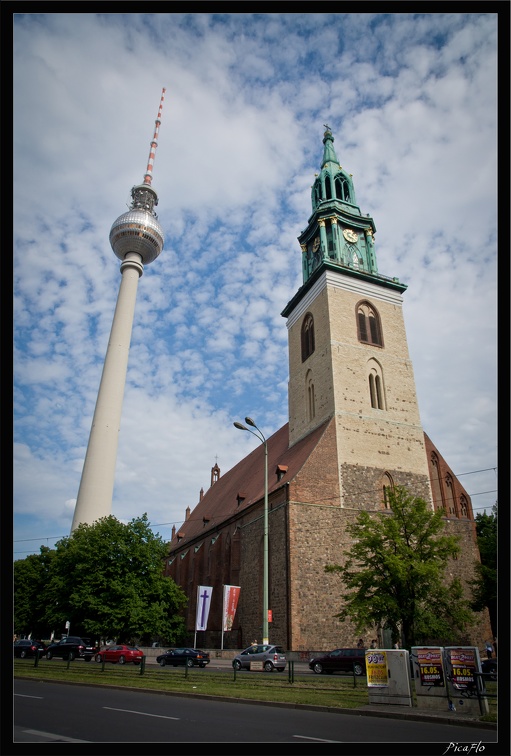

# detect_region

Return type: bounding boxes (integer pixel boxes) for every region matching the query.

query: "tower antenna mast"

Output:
[144,87,166,186]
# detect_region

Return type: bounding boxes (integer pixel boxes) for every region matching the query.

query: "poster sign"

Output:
[196,585,213,631]
[366,651,389,687]
[447,647,477,690]
[222,585,240,631]
[416,647,445,687]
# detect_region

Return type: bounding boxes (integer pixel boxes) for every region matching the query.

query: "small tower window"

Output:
[211,463,220,486]
[313,182,321,207]
[381,473,394,509]
[335,175,351,203]
[326,219,335,258]
[356,301,383,347]
[369,374,384,409]
[368,359,386,410]
[306,370,315,422]
[301,313,315,361]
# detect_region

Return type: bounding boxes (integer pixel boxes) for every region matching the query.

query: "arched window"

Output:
[356,301,383,347]
[368,359,386,410]
[445,473,455,515]
[460,495,468,518]
[306,370,315,422]
[325,219,335,258]
[335,176,351,203]
[381,472,394,509]
[430,453,444,512]
[301,313,315,362]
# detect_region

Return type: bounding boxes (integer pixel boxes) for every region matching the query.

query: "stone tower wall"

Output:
[287,272,433,507]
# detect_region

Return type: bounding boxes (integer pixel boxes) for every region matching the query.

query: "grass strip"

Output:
[13,660,497,721]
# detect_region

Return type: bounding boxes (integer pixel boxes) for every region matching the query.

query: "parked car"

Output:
[309,648,367,676]
[156,647,210,668]
[232,644,287,672]
[45,636,98,662]
[95,644,145,665]
[481,658,497,681]
[13,639,47,659]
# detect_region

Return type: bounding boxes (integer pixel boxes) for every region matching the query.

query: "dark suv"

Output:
[309,648,367,676]
[13,639,47,659]
[45,636,99,662]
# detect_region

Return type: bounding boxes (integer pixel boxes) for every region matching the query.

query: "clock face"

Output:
[343,228,358,243]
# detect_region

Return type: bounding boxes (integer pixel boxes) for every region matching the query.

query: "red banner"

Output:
[222,585,241,631]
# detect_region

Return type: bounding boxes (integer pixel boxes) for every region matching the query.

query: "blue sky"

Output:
[13,12,498,559]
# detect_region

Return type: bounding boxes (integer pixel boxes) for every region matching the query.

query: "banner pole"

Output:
[221,584,225,650]
[194,585,199,648]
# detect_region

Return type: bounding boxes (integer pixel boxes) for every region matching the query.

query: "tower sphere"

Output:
[109,209,164,265]
[109,184,164,266]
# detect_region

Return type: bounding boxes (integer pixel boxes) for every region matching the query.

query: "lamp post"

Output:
[234,417,269,644]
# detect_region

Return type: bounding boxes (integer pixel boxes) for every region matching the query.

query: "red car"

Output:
[95,644,144,665]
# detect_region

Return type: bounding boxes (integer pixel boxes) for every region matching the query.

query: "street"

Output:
[12,679,499,750]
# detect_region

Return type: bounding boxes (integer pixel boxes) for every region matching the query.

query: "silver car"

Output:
[232,644,286,672]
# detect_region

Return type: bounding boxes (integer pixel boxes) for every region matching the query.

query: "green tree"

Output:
[470,502,497,635]
[19,515,187,644]
[14,547,57,638]
[325,486,476,648]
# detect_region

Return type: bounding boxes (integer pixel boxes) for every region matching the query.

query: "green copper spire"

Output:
[297,125,387,286]
[283,125,406,321]
[321,123,339,167]
[311,125,357,213]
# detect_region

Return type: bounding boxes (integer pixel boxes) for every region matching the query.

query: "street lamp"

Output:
[234,417,269,644]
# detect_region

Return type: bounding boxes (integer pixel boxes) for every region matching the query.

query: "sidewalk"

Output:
[356,703,496,730]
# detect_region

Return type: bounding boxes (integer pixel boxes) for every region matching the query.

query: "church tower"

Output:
[282,125,432,509]
[166,124,488,652]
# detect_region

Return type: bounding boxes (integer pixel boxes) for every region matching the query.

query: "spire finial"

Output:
[143,88,166,186]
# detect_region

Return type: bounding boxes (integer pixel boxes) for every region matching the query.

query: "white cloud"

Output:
[13,12,498,558]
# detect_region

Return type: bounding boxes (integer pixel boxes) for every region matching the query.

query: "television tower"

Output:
[71,89,166,533]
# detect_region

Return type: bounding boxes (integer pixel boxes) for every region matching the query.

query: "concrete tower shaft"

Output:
[71,89,166,533]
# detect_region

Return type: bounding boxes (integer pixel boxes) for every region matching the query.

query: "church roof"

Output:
[169,419,331,549]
